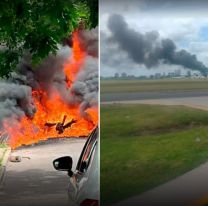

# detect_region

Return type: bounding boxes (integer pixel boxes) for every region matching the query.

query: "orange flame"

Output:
[64,31,86,87]
[2,31,98,149]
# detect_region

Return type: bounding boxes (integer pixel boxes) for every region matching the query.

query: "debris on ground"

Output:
[9,156,31,162]
[9,156,21,162]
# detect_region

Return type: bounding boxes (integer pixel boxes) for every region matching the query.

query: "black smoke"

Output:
[107,14,208,75]
[0,28,98,128]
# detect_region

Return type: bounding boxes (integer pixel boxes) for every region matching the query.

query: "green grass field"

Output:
[101,79,208,93]
[101,104,208,205]
[0,144,7,167]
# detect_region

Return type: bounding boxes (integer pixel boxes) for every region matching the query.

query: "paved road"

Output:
[103,96,208,111]
[101,90,208,102]
[0,138,85,206]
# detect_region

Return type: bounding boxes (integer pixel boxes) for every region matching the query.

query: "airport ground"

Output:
[101,79,208,206]
[101,79,208,102]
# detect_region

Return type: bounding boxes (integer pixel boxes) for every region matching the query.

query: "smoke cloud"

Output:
[0,82,35,125]
[79,27,98,58]
[0,28,98,128]
[107,14,208,75]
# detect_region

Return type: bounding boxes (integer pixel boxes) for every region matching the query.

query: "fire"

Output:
[2,31,98,149]
[64,31,86,87]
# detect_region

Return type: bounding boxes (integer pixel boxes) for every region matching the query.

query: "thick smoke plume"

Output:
[79,27,98,58]
[108,14,208,75]
[0,28,98,128]
[0,82,35,125]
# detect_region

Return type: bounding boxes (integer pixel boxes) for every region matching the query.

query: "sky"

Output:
[100,0,208,77]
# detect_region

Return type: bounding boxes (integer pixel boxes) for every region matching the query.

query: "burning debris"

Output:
[0,29,98,149]
[44,115,77,134]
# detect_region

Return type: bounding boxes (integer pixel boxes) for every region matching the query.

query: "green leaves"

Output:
[86,0,98,28]
[0,0,98,77]
[0,50,19,77]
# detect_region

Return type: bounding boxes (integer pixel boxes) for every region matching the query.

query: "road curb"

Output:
[0,147,11,185]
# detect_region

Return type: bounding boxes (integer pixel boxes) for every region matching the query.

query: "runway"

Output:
[101,90,208,102]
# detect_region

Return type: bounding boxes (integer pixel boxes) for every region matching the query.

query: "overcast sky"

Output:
[100,0,208,77]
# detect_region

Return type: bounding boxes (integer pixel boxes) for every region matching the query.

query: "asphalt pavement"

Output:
[101,90,208,102]
[102,96,208,112]
[0,138,85,206]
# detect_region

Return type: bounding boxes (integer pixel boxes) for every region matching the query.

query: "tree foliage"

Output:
[0,0,98,77]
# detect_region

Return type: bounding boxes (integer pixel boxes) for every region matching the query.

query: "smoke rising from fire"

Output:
[107,14,208,75]
[0,28,98,147]
[78,27,98,58]
[20,29,97,117]
[0,82,35,124]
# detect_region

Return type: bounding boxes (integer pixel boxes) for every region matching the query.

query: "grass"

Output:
[0,144,8,167]
[0,144,7,148]
[101,104,208,205]
[101,79,208,93]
